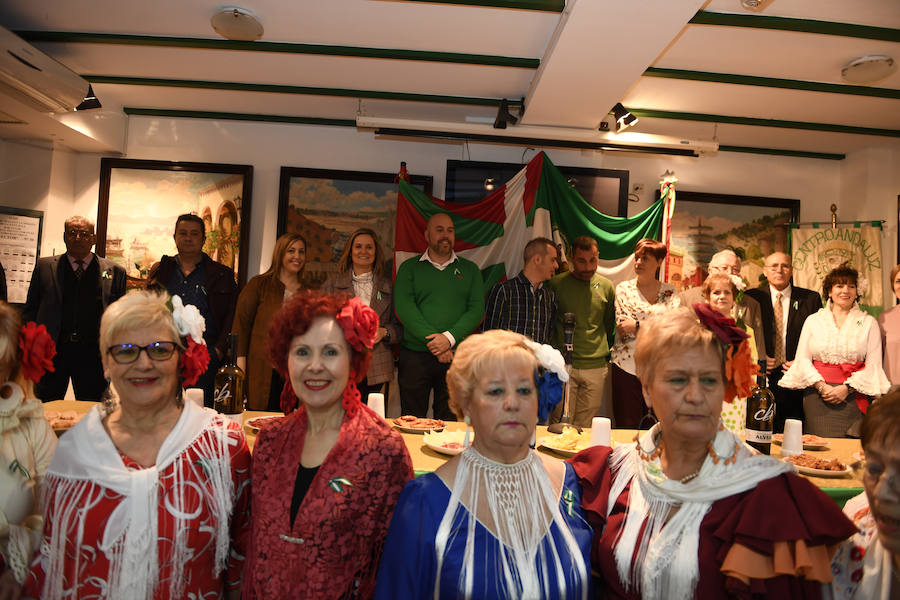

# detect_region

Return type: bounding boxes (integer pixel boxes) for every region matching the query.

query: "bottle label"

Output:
[753,404,775,422]
[745,429,772,443]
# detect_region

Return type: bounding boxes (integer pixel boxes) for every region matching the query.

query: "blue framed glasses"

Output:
[107,341,178,364]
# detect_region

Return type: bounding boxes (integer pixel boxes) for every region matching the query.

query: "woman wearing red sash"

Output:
[780,264,890,437]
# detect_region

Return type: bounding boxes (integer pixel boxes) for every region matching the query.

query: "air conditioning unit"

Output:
[0,25,89,114]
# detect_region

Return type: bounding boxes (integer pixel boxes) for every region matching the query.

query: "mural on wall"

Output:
[97,159,253,287]
[277,167,432,288]
[669,191,799,292]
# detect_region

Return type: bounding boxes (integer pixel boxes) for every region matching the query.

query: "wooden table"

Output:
[46,402,864,506]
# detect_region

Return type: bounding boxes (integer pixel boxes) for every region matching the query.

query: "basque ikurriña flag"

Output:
[395,151,672,293]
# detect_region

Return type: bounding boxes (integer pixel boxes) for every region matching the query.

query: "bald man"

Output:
[394,213,484,420]
[745,251,821,432]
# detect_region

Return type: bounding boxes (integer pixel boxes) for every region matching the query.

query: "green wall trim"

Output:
[644,67,900,100]
[689,11,900,43]
[630,108,900,138]
[88,75,522,107]
[16,30,539,69]
[123,108,357,127]
[718,145,845,161]
[392,0,564,12]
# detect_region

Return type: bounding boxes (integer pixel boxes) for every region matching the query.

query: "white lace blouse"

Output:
[611,278,680,375]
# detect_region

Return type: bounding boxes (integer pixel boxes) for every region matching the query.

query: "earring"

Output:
[463,415,471,448]
[635,428,663,461]
[101,378,116,415]
[707,436,740,465]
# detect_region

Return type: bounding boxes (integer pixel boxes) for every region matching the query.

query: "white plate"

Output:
[244,415,282,432]
[783,458,852,478]
[422,431,468,456]
[772,435,830,450]
[538,437,584,457]
[392,419,445,434]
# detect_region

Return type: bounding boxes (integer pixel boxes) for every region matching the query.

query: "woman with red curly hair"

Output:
[243,290,413,599]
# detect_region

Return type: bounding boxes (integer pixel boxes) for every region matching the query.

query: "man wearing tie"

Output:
[24,216,127,401]
[745,251,821,432]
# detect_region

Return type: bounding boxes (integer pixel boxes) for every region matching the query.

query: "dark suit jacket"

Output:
[745,283,822,363]
[23,253,127,341]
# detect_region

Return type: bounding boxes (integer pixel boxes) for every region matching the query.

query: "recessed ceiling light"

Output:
[841,55,896,84]
[211,7,263,41]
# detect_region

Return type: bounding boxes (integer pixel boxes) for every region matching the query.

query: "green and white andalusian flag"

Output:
[395,152,669,293]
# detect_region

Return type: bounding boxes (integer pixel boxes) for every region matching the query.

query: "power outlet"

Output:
[632,183,645,195]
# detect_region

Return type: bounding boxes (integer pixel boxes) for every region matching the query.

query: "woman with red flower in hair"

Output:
[243,290,413,599]
[26,290,251,600]
[0,302,57,599]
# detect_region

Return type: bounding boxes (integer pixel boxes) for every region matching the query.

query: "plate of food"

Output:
[392,415,446,433]
[423,430,472,456]
[44,410,83,432]
[244,415,283,432]
[783,453,852,477]
[772,433,830,450]
[538,426,593,457]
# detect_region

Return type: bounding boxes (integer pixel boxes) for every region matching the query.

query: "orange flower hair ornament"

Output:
[692,303,759,402]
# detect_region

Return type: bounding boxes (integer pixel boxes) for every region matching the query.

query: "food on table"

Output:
[245,415,282,430]
[393,415,446,430]
[44,410,83,429]
[784,453,846,471]
[772,433,828,446]
[543,426,591,452]
[424,430,472,450]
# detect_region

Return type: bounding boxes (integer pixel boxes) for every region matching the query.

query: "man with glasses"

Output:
[23,216,126,400]
[745,251,821,432]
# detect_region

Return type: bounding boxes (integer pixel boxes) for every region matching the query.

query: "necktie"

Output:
[74,259,85,280]
[773,292,785,365]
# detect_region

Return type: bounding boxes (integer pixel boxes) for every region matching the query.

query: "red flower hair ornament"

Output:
[19,322,56,382]
[692,303,759,402]
[169,294,210,388]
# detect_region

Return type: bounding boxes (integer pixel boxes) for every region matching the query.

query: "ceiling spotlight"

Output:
[841,55,896,84]
[493,99,518,129]
[75,85,101,111]
[484,178,496,191]
[611,103,638,133]
[211,7,264,41]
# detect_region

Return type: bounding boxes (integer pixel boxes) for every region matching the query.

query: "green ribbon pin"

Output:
[329,477,353,493]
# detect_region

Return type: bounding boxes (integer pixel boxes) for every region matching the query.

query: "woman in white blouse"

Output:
[780,264,890,437]
[610,238,680,428]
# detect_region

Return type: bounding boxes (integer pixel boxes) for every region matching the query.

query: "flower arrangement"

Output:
[336,297,379,352]
[169,295,209,387]
[692,303,759,402]
[524,339,568,421]
[18,322,56,382]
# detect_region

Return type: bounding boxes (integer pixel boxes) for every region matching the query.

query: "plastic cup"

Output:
[367,393,385,418]
[184,388,204,407]
[590,417,611,447]
[782,419,803,456]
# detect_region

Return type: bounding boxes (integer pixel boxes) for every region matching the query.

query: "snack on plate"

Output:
[245,415,282,431]
[772,433,828,446]
[785,453,846,471]
[544,426,591,452]
[393,415,446,430]
[424,429,471,449]
[44,410,83,430]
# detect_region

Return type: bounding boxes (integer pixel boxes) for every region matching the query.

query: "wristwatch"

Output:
[383,328,391,343]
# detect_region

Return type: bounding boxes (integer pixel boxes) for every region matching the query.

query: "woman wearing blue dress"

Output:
[375,329,591,599]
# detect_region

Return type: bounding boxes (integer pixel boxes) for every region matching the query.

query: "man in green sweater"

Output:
[547,235,616,428]
[394,213,484,420]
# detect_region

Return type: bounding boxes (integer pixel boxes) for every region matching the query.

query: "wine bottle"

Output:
[745,362,775,455]
[214,333,245,425]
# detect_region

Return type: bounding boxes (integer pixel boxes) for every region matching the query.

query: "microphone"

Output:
[562,312,576,364]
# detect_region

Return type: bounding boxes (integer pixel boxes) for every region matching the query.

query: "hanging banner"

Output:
[791,223,883,316]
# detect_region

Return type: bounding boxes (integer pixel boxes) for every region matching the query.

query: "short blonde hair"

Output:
[100,290,183,353]
[446,329,539,420]
[634,307,724,384]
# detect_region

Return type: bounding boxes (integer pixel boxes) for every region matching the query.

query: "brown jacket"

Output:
[232,273,287,410]
[321,271,401,385]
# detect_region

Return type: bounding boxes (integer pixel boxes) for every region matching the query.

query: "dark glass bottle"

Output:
[745,363,775,455]
[214,333,245,424]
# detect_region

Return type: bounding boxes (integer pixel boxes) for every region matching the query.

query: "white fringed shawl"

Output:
[40,401,235,600]
[609,424,793,600]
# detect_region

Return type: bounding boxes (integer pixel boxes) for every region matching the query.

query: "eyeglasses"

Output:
[107,341,178,364]
[65,230,93,240]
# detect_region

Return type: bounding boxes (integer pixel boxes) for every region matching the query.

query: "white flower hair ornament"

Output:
[524,340,568,422]
[524,340,568,382]
[729,274,747,292]
[856,276,868,298]
[169,295,210,388]
[171,295,207,345]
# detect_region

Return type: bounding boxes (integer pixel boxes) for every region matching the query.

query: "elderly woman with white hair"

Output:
[374,329,591,599]
[26,291,251,599]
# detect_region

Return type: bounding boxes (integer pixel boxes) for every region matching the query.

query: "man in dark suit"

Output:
[745,251,822,432]
[24,216,127,401]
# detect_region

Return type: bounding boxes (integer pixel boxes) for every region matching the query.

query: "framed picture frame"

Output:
[668,190,799,292]
[277,167,433,288]
[0,206,43,304]
[97,158,253,287]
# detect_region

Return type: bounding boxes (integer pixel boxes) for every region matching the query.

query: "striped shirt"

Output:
[483,272,557,344]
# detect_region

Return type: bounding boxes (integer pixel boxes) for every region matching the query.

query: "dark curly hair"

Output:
[822,263,858,299]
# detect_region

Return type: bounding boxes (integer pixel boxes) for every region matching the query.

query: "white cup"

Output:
[782,419,803,456]
[184,388,204,407]
[367,393,385,418]
[590,417,611,447]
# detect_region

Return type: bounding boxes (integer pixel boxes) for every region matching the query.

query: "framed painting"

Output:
[0,206,42,304]
[97,158,253,288]
[277,167,433,288]
[668,191,799,292]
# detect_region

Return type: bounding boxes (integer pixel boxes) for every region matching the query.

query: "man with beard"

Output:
[547,236,615,427]
[394,213,484,420]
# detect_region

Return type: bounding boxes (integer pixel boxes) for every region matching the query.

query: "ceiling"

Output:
[0,0,898,160]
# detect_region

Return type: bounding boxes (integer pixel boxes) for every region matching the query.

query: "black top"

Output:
[290,463,320,528]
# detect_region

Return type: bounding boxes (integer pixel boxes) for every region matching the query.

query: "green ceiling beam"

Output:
[644,67,900,100]
[17,30,538,69]
[87,75,522,107]
[718,145,845,161]
[123,108,357,127]
[392,0,564,11]
[690,11,900,42]
[630,108,900,138]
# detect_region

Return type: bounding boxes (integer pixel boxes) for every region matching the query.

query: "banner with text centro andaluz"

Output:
[791,223,883,316]
[394,151,668,296]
